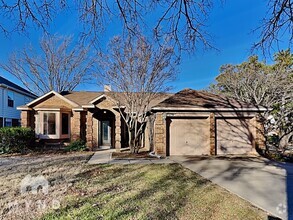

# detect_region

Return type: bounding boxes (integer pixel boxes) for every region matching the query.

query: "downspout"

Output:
[149,151,162,159]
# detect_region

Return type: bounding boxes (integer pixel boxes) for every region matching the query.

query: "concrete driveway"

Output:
[170,156,293,220]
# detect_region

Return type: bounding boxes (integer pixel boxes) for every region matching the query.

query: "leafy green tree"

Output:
[210,49,293,149]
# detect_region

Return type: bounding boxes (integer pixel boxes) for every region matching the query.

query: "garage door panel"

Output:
[216,118,255,155]
[170,118,210,155]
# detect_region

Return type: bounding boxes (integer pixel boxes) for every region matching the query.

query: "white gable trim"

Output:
[26,90,79,108]
[89,94,119,106]
[89,94,107,104]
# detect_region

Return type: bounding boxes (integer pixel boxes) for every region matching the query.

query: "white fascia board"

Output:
[89,94,106,104]
[35,107,62,111]
[17,106,32,110]
[27,90,79,107]
[82,104,95,108]
[152,107,268,111]
[72,107,85,111]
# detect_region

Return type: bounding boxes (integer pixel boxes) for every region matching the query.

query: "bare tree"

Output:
[0,34,96,95]
[0,1,215,53]
[209,50,293,149]
[0,1,291,55]
[99,35,177,153]
[253,0,293,54]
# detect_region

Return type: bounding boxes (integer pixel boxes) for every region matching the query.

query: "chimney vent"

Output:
[104,85,111,92]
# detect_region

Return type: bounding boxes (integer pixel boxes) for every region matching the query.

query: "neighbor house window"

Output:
[61,113,69,135]
[7,91,14,107]
[43,113,56,135]
[5,118,12,127]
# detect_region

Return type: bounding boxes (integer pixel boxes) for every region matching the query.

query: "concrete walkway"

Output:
[88,151,292,219]
[87,150,174,165]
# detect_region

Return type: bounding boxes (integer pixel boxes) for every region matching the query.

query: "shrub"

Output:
[65,140,87,152]
[0,127,35,154]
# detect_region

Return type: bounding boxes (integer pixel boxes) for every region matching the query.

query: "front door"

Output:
[101,120,111,146]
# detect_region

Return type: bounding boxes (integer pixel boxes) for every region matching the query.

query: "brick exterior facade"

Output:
[209,113,216,155]
[19,90,266,155]
[21,110,35,129]
[71,111,81,141]
[254,115,266,150]
[154,113,166,155]
[153,111,265,157]
[86,111,94,149]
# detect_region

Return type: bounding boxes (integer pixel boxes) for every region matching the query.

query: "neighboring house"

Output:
[0,76,37,127]
[18,88,267,156]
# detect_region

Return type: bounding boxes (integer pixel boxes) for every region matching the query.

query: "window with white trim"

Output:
[43,113,56,135]
[35,111,70,139]
[7,91,14,107]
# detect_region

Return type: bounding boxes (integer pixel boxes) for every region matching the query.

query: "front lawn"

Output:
[0,153,268,219]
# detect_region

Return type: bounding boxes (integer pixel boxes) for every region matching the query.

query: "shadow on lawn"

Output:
[112,164,210,219]
[46,163,211,219]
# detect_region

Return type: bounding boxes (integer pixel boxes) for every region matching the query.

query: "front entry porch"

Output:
[86,108,122,150]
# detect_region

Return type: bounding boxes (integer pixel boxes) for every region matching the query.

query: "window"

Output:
[43,113,56,135]
[36,111,70,139]
[7,91,14,107]
[62,113,69,135]
[5,118,12,127]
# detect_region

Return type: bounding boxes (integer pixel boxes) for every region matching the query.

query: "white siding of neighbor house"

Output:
[0,87,34,120]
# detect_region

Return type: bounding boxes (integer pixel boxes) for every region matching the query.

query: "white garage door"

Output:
[216,118,255,155]
[169,118,210,155]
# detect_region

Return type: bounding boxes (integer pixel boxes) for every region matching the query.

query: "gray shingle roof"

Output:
[0,76,36,97]
[154,88,258,109]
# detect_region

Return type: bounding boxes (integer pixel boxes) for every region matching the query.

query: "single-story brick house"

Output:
[17,89,170,150]
[18,88,266,156]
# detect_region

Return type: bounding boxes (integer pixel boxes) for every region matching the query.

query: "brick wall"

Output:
[254,115,266,150]
[71,111,81,141]
[209,113,216,155]
[154,112,167,156]
[21,110,35,129]
[86,111,94,149]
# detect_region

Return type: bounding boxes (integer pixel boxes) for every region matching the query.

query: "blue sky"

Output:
[0,0,290,93]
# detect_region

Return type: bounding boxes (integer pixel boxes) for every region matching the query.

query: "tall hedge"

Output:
[0,127,35,154]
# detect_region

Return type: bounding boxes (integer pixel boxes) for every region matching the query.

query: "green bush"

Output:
[65,140,87,152]
[0,127,35,154]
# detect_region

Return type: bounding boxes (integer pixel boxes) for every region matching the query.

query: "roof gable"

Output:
[153,89,267,111]
[89,94,119,105]
[27,91,79,108]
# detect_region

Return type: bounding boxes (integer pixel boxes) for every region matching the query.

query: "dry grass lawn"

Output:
[0,152,269,220]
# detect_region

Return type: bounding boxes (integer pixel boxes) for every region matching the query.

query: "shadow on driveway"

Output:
[170,156,292,219]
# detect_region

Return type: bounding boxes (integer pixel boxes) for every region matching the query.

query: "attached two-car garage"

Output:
[168,116,256,156]
[152,89,265,156]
